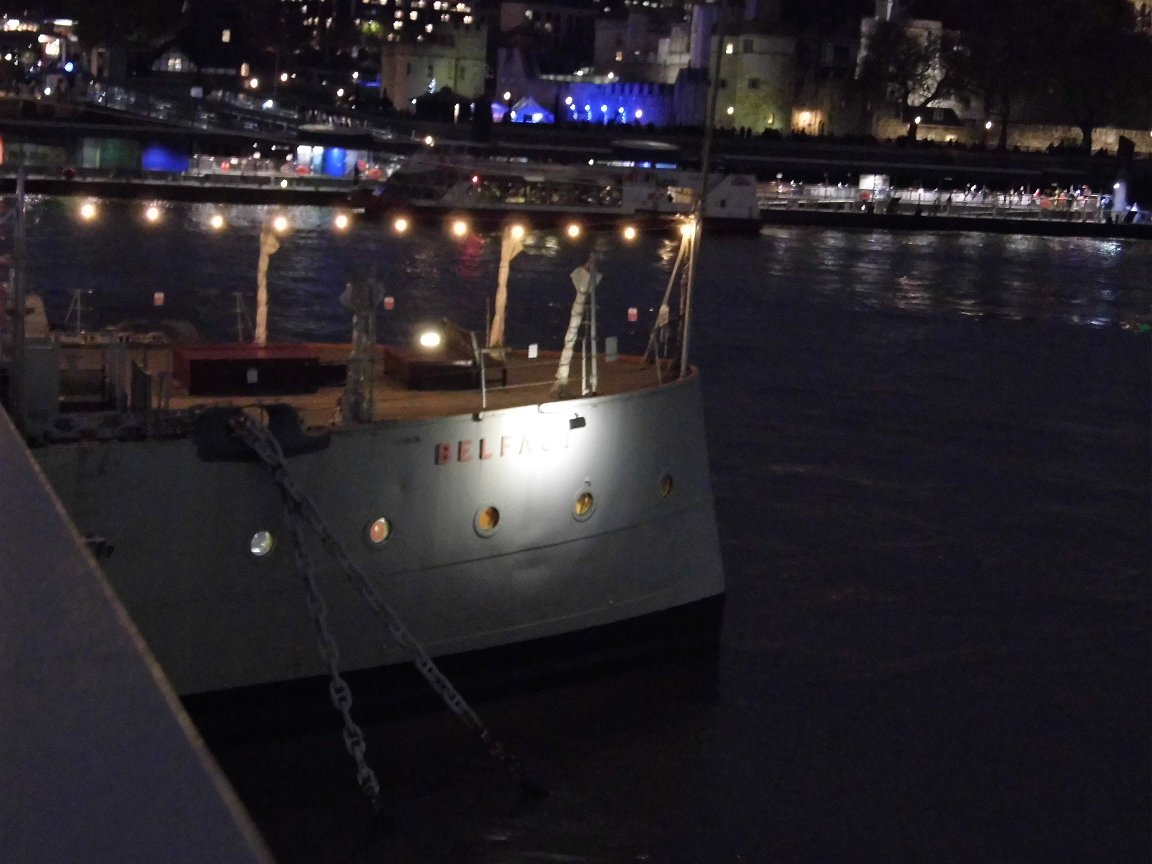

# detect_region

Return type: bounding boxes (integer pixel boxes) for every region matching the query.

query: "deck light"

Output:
[622,225,637,241]
[419,329,442,349]
[333,212,351,231]
[79,201,97,221]
[424,135,435,147]
[566,222,582,239]
[272,215,289,233]
[450,218,469,238]
[209,213,225,230]
[144,205,161,223]
[510,223,526,240]
[679,220,696,239]
[392,216,410,234]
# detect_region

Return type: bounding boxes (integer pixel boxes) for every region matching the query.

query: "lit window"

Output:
[725,43,733,55]
[221,29,231,43]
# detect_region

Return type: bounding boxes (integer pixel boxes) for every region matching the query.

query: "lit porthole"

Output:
[660,474,674,497]
[249,530,275,557]
[573,491,596,522]
[366,516,392,545]
[474,505,500,537]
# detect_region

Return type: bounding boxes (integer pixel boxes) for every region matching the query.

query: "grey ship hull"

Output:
[34,373,724,696]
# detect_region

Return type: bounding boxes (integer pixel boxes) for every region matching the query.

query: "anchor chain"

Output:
[232,412,544,800]
[279,483,383,812]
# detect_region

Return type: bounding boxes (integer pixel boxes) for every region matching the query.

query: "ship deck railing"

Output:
[36,341,684,442]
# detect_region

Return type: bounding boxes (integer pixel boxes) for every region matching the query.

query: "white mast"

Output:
[488,223,524,353]
[255,222,281,347]
[551,261,600,399]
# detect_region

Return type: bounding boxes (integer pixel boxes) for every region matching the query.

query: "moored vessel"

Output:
[6,193,727,700]
[357,155,762,233]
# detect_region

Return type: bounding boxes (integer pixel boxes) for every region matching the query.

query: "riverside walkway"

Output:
[0,408,275,864]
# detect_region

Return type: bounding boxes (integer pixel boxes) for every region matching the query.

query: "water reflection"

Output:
[20,201,1152,350]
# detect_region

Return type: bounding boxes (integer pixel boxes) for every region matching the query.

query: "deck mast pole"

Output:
[7,165,27,432]
[488,223,523,357]
[255,222,281,347]
[679,0,725,379]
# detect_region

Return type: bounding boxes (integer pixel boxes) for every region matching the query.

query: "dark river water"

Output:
[25,200,1152,863]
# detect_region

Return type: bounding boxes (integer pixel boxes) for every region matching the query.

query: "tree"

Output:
[62,0,183,46]
[1037,0,1151,150]
[857,17,975,140]
[932,0,1151,151]
[951,0,1041,150]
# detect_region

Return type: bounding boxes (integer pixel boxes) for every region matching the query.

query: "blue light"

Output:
[141,144,190,172]
[63,61,74,73]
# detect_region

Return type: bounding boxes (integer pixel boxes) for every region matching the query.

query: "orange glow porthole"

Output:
[573,491,596,522]
[367,517,392,545]
[474,506,500,537]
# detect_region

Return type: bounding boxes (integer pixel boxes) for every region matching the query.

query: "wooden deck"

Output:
[56,340,682,430]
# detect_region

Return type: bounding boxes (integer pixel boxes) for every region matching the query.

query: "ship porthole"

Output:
[474,505,500,537]
[660,474,674,497]
[573,491,596,522]
[366,516,392,545]
[249,530,275,557]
